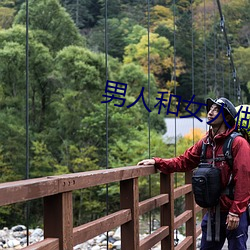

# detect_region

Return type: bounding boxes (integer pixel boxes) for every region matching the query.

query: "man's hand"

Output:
[226,213,240,230]
[137,159,155,166]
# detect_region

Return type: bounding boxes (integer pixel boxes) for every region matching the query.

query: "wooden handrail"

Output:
[73,209,132,245]
[23,238,59,250]
[0,165,156,206]
[0,165,203,250]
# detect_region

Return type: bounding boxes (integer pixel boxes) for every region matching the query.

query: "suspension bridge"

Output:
[0,165,203,249]
[0,0,249,249]
[1,164,249,249]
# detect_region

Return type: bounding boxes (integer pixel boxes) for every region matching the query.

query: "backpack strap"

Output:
[223,132,242,200]
[223,132,242,169]
[200,142,208,163]
[201,131,242,167]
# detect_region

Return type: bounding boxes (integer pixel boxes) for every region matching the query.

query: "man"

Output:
[138,97,250,250]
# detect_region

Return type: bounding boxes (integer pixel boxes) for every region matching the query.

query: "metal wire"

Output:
[173,0,179,245]
[204,0,207,99]
[147,0,152,234]
[25,0,30,245]
[173,0,177,157]
[104,0,109,248]
[191,0,195,145]
[213,0,217,96]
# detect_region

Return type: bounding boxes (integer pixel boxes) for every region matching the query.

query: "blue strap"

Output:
[207,209,212,241]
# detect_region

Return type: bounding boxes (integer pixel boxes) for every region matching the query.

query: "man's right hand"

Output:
[137,159,155,166]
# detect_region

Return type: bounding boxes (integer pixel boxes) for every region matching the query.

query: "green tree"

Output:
[87,17,137,60]
[61,0,101,28]
[234,46,250,102]
[117,62,166,133]
[107,127,174,208]
[0,6,15,29]
[124,32,185,90]
[0,112,26,180]
[148,5,174,33]
[14,0,84,52]
[0,25,56,132]
[124,25,147,45]
[0,39,27,180]
[30,141,57,177]
[42,46,108,167]
[222,0,250,46]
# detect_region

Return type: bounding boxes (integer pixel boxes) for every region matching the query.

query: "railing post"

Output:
[185,171,196,250]
[44,192,73,250]
[120,178,139,250]
[160,173,174,250]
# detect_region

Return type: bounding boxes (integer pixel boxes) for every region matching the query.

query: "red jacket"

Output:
[154,126,250,216]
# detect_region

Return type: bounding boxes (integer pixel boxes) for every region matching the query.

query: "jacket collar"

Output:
[206,124,236,143]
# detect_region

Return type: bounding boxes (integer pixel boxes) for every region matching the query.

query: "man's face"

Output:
[207,104,224,126]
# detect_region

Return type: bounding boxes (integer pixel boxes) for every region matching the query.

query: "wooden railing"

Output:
[0,165,203,250]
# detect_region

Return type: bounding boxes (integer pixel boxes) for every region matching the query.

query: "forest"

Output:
[0,0,249,228]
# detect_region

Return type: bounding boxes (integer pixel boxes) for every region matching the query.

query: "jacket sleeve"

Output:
[229,136,250,215]
[153,139,203,174]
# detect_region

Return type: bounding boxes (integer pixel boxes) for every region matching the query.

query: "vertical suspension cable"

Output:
[213,0,217,96]
[172,0,179,244]
[172,0,177,194]
[203,0,209,133]
[76,0,79,27]
[219,35,225,96]
[204,0,207,98]
[219,34,225,96]
[222,57,225,96]
[25,0,30,245]
[25,0,29,190]
[173,1,177,159]
[191,0,195,145]
[147,0,152,234]
[104,0,109,248]
[218,28,225,99]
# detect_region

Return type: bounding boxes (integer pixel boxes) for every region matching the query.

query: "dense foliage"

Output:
[0,0,249,227]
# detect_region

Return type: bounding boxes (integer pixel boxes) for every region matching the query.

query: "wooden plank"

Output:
[0,177,59,206]
[0,165,156,206]
[140,226,169,250]
[174,184,192,199]
[120,178,140,250]
[73,209,131,245]
[174,210,192,229]
[58,165,156,192]
[161,173,174,250]
[44,192,73,250]
[175,236,193,250]
[139,194,169,215]
[22,238,59,250]
[185,171,196,250]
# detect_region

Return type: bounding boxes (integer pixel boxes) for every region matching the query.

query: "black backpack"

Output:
[192,132,241,208]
